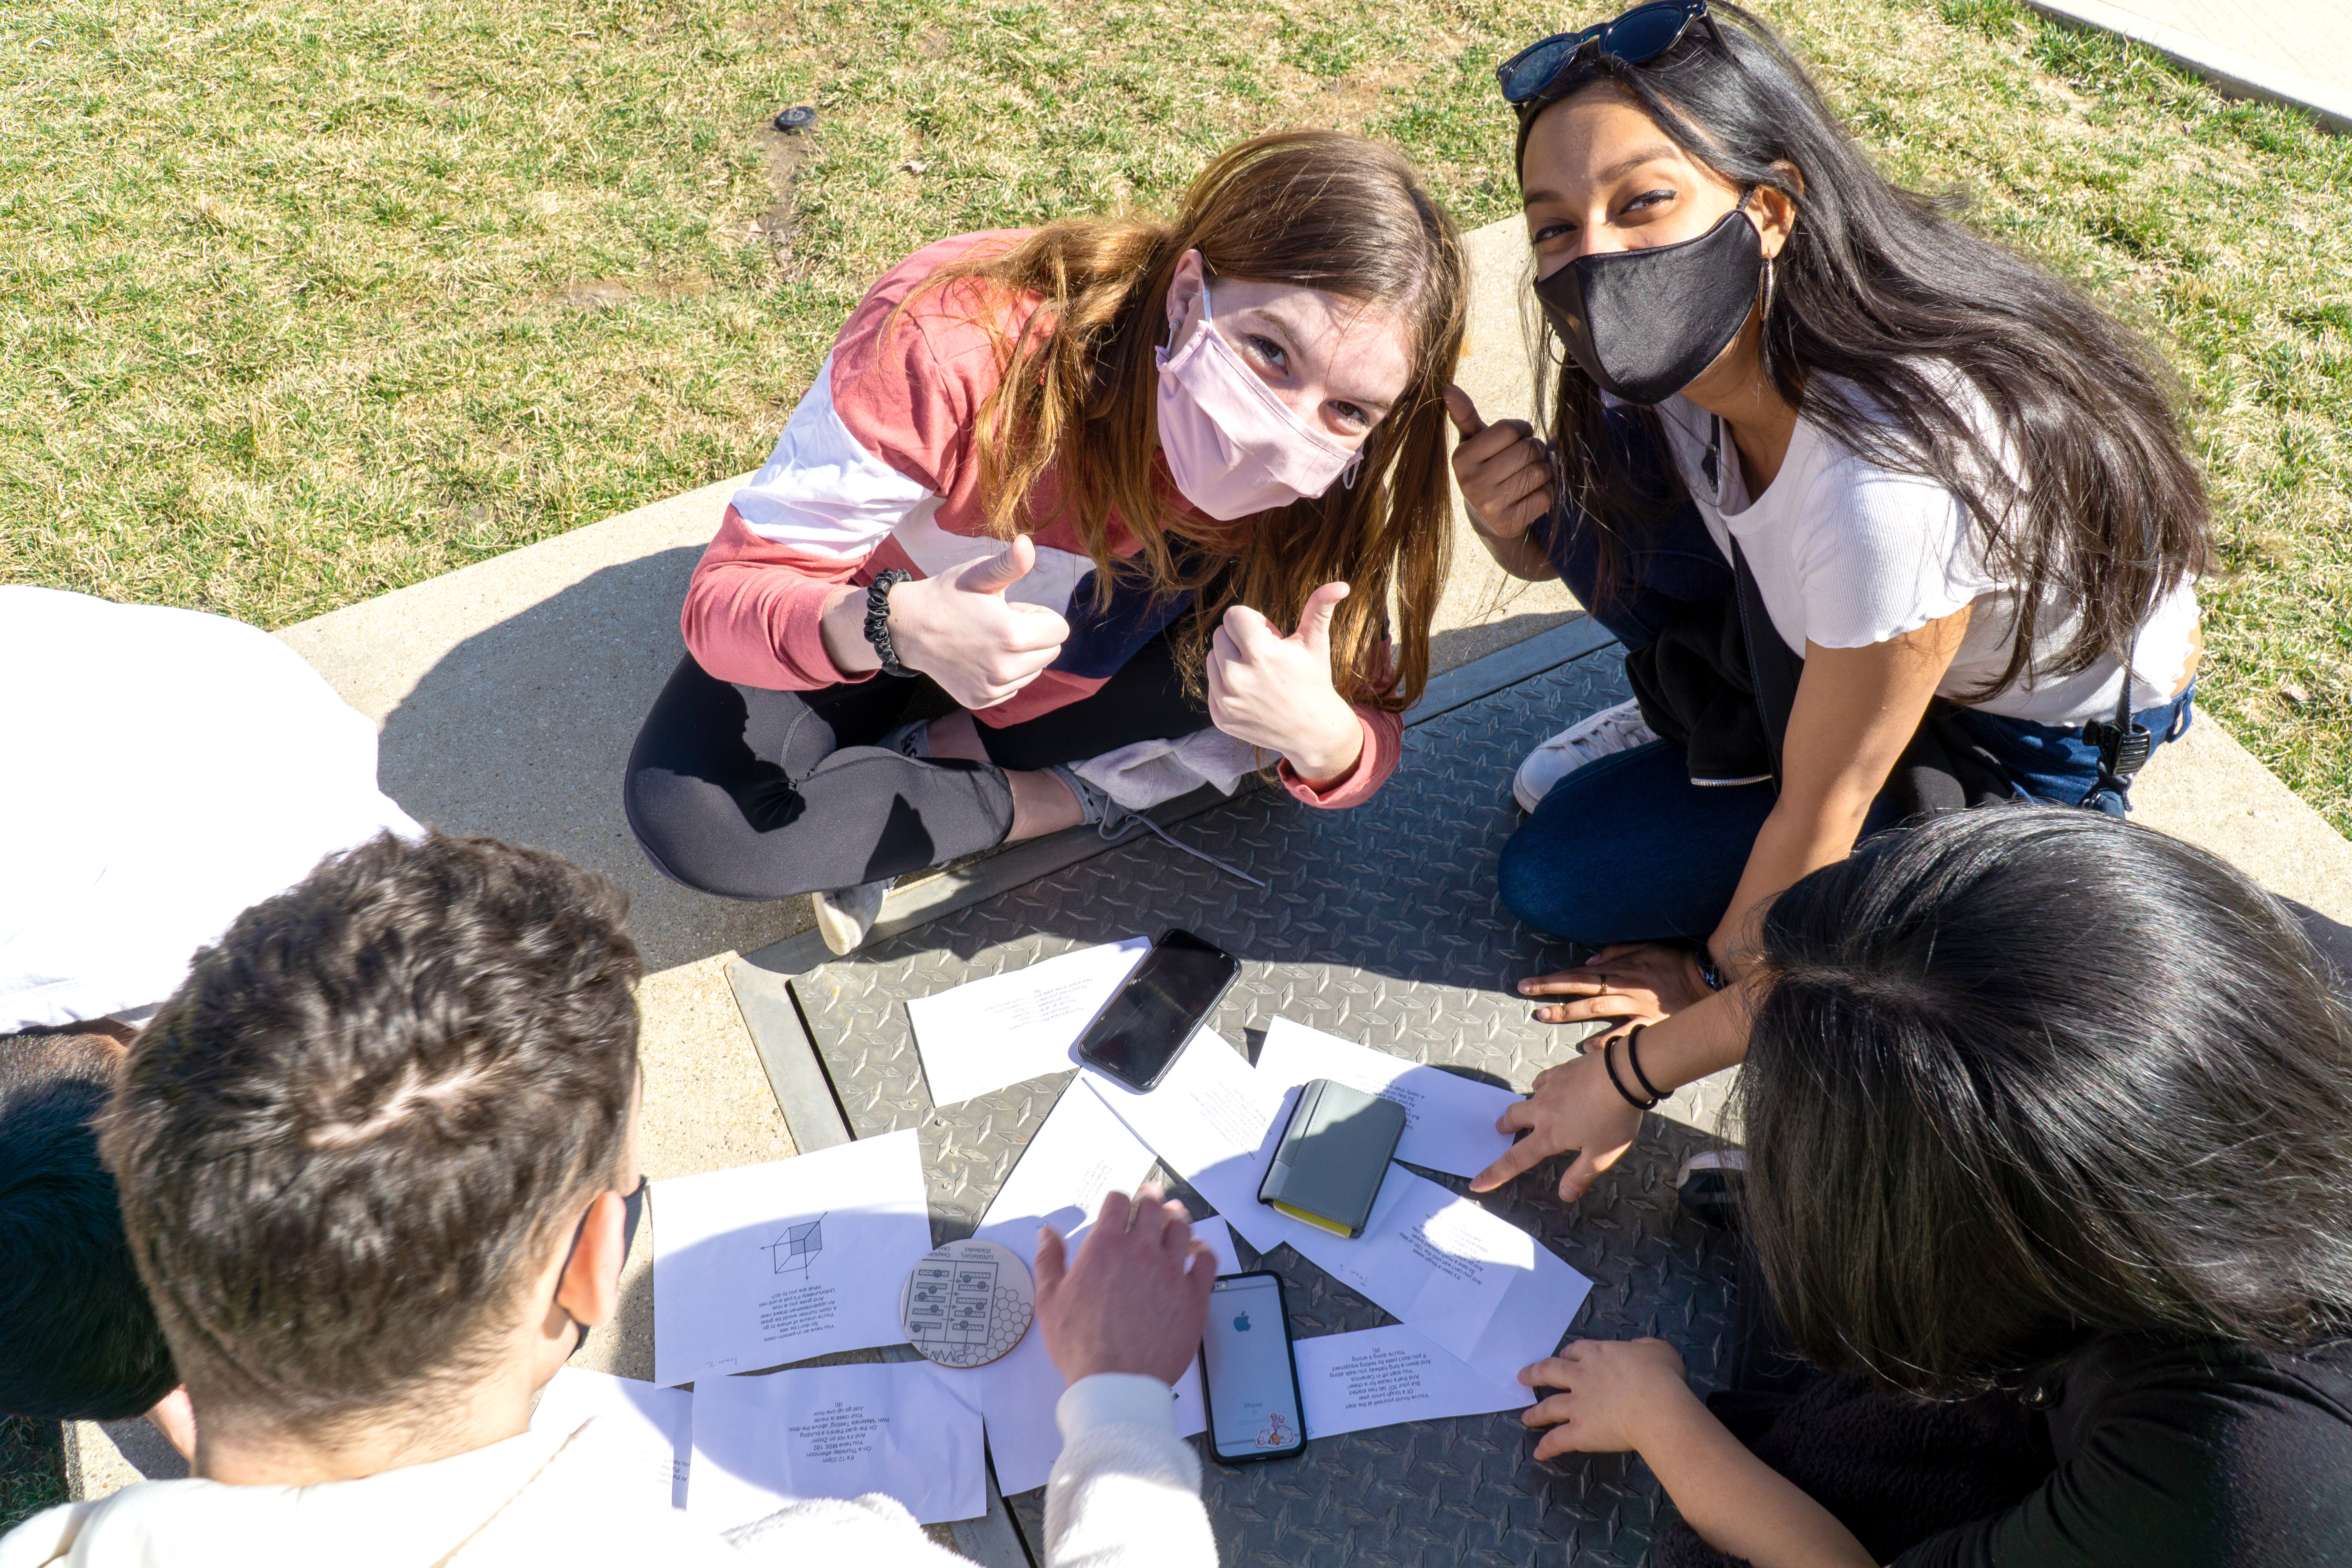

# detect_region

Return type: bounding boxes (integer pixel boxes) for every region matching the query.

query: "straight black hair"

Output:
[1739,808,2352,1396]
[1520,4,2211,697]
[0,1033,176,1419]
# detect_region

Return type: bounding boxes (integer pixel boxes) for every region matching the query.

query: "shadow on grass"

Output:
[0,1415,66,1532]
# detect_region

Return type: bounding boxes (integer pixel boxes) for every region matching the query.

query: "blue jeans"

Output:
[1498,692,2194,946]
[1508,445,2195,943]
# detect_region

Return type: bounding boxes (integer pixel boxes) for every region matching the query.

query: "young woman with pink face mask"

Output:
[624,132,1466,951]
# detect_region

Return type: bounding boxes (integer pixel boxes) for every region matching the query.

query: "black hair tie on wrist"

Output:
[863,568,912,677]
[1604,1033,1660,1111]
[1624,1022,1668,1103]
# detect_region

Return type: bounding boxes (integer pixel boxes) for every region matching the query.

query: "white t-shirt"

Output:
[1651,391,2200,725]
[0,588,420,1031]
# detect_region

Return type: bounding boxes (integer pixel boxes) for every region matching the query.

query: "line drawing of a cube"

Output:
[764,1212,826,1276]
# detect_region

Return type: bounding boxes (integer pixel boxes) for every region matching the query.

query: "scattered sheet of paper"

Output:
[972,1080,1163,1496]
[652,1129,933,1387]
[1087,1038,1592,1383]
[1257,1016,1519,1180]
[688,1360,985,1530]
[905,938,1150,1107]
[1293,1323,1533,1439]
[530,1366,693,1509]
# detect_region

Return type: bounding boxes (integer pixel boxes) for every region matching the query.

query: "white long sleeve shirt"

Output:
[0,1376,1213,1568]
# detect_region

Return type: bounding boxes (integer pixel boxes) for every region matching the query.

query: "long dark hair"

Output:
[922,131,1467,711]
[1522,5,2210,696]
[1737,808,2352,1397]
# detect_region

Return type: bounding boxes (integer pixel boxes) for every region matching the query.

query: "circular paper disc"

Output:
[900,1238,1035,1369]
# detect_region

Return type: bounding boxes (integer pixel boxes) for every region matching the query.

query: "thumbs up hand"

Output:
[1445,385,1556,542]
[1205,581,1365,787]
[885,534,1072,710]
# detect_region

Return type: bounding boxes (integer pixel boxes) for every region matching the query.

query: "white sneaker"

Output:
[811,878,889,956]
[1512,698,1660,812]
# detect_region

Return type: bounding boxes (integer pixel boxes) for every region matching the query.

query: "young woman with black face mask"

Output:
[1508,808,2352,1568]
[1449,2,2211,1203]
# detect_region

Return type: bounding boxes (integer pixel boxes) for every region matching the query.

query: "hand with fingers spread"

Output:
[1519,1338,1697,1459]
[832,534,1072,709]
[1517,941,1712,1028]
[1445,386,1557,544]
[1205,581,1365,785]
[1033,1185,1218,1387]
[1471,1039,1643,1203]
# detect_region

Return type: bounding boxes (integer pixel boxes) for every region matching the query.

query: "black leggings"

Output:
[623,632,1210,900]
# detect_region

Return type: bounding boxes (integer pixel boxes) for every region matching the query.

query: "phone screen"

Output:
[1075,929,1240,1092]
[1200,1273,1305,1461]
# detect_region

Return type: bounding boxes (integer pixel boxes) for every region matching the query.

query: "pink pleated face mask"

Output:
[1154,278,1367,522]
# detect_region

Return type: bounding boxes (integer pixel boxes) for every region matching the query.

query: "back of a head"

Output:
[99,832,644,1437]
[0,1032,175,1419]
[1740,807,2352,1396]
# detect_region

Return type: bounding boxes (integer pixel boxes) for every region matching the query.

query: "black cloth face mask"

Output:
[1534,201,1763,405]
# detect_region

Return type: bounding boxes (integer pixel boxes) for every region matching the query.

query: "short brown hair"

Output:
[101,832,642,1433]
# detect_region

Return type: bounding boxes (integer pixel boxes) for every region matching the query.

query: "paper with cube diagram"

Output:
[650,1129,934,1387]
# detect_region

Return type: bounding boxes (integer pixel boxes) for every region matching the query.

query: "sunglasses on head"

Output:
[1496,0,1728,106]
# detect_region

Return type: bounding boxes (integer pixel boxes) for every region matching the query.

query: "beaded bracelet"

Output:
[1602,1033,1659,1111]
[1695,946,1727,993]
[863,568,912,677]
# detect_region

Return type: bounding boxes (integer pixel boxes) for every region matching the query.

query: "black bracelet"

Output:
[1695,946,1726,993]
[863,569,911,677]
[1624,1023,1668,1103]
[1602,1034,1659,1111]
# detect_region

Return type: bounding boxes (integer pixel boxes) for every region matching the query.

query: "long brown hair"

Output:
[1527,7,2210,697]
[922,131,1466,711]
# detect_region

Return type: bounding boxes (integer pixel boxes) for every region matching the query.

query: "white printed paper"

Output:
[972,1081,1165,1496]
[1257,1016,1520,1180]
[905,938,1150,1106]
[1086,1038,1591,1383]
[1294,1323,1533,1439]
[530,1366,693,1509]
[687,1360,985,1530]
[651,1130,934,1386]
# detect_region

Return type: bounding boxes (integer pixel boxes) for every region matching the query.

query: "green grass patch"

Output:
[0,0,2345,831]
[0,1416,66,1532]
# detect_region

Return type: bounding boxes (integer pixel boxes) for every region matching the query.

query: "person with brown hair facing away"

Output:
[0,832,1220,1568]
[624,130,1466,952]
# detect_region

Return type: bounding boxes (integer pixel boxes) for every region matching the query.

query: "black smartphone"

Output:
[1072,928,1240,1093]
[1198,1271,1307,1463]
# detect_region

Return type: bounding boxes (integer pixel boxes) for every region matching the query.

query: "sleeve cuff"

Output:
[1278,708,1395,809]
[1056,1373,1179,1441]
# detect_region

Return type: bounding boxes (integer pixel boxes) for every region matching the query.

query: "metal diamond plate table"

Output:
[737,632,1741,1566]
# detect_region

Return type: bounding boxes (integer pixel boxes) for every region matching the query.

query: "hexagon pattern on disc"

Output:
[900,1238,1034,1368]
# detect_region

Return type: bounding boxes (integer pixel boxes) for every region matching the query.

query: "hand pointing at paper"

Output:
[1205,582,1365,788]
[1035,1185,1217,1388]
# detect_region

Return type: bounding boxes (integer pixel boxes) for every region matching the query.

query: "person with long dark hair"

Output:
[1504,808,2352,1566]
[1448,2,2213,1194]
[624,131,1465,953]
